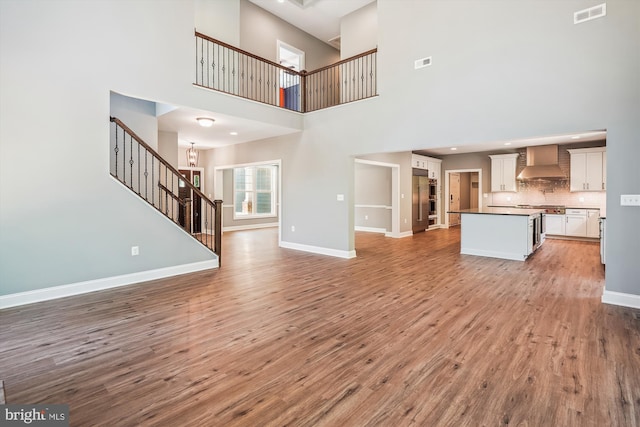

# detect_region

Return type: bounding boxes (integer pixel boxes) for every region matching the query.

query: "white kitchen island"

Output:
[448,207,544,261]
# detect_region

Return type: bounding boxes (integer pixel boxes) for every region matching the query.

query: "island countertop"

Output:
[448,207,544,216]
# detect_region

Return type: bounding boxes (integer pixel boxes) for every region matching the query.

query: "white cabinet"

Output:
[587,209,600,238]
[545,214,566,235]
[567,147,606,192]
[489,153,518,192]
[565,209,587,237]
[427,159,441,180]
[411,154,442,180]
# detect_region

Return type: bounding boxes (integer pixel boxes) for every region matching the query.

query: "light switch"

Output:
[621,194,640,206]
[337,194,344,201]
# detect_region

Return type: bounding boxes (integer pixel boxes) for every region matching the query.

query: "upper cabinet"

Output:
[567,147,606,192]
[412,154,442,180]
[489,153,519,192]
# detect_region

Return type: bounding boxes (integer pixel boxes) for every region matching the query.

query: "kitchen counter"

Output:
[448,208,542,261]
[450,207,544,216]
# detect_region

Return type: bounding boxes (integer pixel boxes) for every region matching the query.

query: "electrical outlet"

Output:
[131,246,139,256]
[621,194,640,206]
[365,215,368,220]
[337,194,344,201]
[404,218,407,224]
[291,225,295,232]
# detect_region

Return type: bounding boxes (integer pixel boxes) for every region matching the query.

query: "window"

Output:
[234,165,277,218]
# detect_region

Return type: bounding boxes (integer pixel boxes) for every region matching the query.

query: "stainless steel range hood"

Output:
[517,145,567,181]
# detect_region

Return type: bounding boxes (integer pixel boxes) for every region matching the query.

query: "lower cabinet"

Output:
[545,214,566,235]
[586,209,600,238]
[545,209,600,238]
[566,212,587,237]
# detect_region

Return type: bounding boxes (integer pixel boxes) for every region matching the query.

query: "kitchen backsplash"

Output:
[488,145,606,210]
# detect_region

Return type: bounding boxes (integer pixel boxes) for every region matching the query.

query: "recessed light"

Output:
[504,142,512,146]
[196,117,215,127]
[450,147,457,151]
[571,135,581,139]
[277,0,285,3]
[230,131,238,136]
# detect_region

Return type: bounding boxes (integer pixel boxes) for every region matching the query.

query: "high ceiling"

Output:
[248,0,376,48]
[159,1,606,156]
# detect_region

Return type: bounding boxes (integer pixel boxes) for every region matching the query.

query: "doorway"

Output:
[277,41,305,111]
[444,169,483,228]
[178,168,203,234]
[449,173,461,226]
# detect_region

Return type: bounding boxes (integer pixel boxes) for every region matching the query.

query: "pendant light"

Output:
[186,142,199,167]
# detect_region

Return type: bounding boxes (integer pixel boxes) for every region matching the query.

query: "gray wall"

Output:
[158,131,179,169]
[240,0,339,70]
[354,162,391,231]
[1,0,638,299]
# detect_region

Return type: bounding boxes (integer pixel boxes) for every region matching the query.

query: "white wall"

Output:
[195,0,240,45]
[340,1,378,59]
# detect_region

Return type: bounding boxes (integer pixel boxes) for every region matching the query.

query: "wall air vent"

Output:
[574,3,606,24]
[414,56,432,70]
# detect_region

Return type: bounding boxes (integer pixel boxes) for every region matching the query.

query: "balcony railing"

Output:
[194,31,377,113]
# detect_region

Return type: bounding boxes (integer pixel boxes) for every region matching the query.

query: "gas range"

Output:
[514,204,566,214]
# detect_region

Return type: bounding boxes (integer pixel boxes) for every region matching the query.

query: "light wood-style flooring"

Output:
[1,228,639,426]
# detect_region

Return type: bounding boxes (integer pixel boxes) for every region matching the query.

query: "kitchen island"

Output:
[448,207,544,261]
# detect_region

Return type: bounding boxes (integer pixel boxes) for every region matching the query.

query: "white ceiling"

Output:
[248,0,375,48]
[157,105,299,150]
[415,130,607,157]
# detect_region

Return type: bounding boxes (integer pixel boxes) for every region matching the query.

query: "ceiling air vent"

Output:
[574,3,606,24]
[414,56,432,70]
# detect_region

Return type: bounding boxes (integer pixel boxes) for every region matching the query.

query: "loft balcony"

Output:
[194,31,377,113]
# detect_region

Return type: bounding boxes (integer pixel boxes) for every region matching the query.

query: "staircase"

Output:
[109,117,223,263]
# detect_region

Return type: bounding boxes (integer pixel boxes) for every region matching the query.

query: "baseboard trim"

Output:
[355,226,386,234]
[461,248,526,262]
[280,241,356,259]
[601,289,640,309]
[0,259,218,310]
[223,223,278,232]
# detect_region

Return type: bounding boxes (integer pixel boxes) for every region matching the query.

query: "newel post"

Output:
[214,199,223,264]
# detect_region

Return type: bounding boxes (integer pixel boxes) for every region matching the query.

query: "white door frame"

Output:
[354,159,401,238]
[214,159,282,242]
[444,168,483,228]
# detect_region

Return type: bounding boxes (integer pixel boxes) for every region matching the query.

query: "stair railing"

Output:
[110,117,222,262]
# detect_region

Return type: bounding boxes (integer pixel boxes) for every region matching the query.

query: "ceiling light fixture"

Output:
[571,135,581,139]
[230,131,238,136]
[504,142,512,146]
[196,117,215,127]
[186,142,199,167]
[450,147,457,151]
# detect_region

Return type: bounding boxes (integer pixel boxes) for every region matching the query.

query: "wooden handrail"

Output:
[110,117,212,204]
[195,31,377,78]
[304,48,378,76]
[195,31,301,75]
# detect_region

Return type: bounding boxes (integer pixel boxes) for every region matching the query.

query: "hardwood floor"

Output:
[1,228,638,426]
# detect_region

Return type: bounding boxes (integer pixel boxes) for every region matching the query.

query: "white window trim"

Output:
[233,165,278,220]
